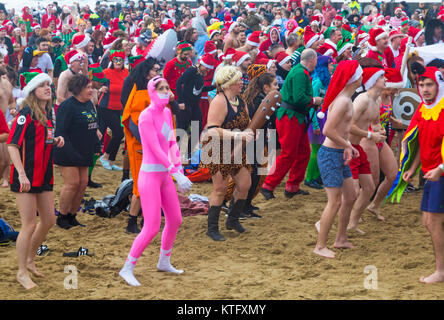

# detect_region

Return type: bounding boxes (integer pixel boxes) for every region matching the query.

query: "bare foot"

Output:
[419,271,444,284]
[27,262,45,278]
[315,220,320,233]
[17,271,37,290]
[367,206,385,221]
[334,240,355,249]
[347,224,366,235]
[313,246,335,258]
[1,180,8,188]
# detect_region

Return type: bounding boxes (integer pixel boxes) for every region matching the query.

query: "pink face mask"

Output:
[148,76,170,108]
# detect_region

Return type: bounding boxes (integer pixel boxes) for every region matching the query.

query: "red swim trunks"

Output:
[349,144,372,179]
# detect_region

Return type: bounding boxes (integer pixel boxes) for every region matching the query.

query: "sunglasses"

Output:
[113,57,124,62]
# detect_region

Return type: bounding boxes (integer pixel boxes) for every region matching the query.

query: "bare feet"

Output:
[315,220,320,233]
[17,271,37,290]
[347,225,366,235]
[334,240,355,249]
[419,271,444,284]
[27,261,45,278]
[313,246,335,258]
[1,179,8,188]
[367,206,385,221]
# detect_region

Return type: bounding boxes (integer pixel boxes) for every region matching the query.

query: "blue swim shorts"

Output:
[317,145,352,188]
[420,176,444,213]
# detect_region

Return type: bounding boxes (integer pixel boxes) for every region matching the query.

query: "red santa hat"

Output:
[357,30,370,45]
[71,34,91,49]
[31,23,41,30]
[334,15,343,22]
[233,51,251,66]
[199,53,216,69]
[161,19,175,31]
[377,19,387,27]
[368,27,388,50]
[224,47,236,61]
[94,25,106,33]
[246,31,261,47]
[310,15,321,26]
[384,68,404,88]
[342,24,352,33]
[408,27,424,44]
[360,67,385,91]
[103,31,117,49]
[318,60,363,119]
[64,50,84,66]
[389,30,405,41]
[275,51,291,67]
[394,7,403,14]
[209,29,220,40]
[204,41,217,54]
[304,26,320,49]
[225,21,238,33]
[246,3,256,12]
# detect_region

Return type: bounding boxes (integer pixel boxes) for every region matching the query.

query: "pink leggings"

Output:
[129,171,182,259]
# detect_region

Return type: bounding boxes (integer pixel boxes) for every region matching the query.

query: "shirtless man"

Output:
[223,22,241,53]
[0,67,14,187]
[56,50,87,109]
[347,68,387,234]
[238,31,260,63]
[313,60,362,259]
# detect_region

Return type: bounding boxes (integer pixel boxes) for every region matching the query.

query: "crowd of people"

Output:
[0,0,443,289]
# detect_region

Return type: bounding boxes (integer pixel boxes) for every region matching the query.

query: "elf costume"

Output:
[387,66,444,204]
[163,42,193,99]
[262,62,316,195]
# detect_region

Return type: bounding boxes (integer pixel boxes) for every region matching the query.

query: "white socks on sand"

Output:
[119,256,141,287]
[157,248,184,274]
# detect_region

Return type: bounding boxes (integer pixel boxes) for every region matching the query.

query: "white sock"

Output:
[119,256,141,286]
[157,249,184,274]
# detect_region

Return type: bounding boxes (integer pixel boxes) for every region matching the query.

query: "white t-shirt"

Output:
[37,53,54,72]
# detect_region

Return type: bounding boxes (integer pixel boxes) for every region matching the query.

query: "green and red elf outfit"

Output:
[387,66,444,207]
[262,62,317,194]
[163,41,192,100]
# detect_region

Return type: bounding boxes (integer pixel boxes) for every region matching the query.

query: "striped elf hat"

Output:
[177,41,192,53]
[88,63,107,83]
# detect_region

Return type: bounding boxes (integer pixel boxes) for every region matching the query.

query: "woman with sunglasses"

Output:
[99,50,129,171]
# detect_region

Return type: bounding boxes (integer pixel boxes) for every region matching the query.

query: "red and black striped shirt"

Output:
[7,105,54,193]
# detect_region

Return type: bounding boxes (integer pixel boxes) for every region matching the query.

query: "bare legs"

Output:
[348,175,375,234]
[420,212,444,284]
[15,192,56,289]
[58,166,88,215]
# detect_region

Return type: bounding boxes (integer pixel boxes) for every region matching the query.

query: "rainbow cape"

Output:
[386,125,421,203]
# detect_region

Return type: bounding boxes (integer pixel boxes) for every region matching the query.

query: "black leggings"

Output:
[176,103,203,157]
[98,108,124,161]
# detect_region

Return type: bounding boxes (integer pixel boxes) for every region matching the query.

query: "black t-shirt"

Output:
[176,66,215,106]
[54,96,98,167]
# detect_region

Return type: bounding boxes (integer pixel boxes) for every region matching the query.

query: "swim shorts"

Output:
[420,176,444,213]
[317,145,352,188]
[349,144,371,179]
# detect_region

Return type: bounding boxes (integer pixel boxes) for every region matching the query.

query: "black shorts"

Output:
[10,181,53,193]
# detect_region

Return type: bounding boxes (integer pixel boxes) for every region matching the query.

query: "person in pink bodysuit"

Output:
[119,76,193,287]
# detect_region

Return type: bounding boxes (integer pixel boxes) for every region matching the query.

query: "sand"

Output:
[1,157,443,300]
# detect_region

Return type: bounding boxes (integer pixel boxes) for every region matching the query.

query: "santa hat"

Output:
[224,14,232,22]
[275,51,291,67]
[71,34,91,49]
[204,41,217,55]
[31,23,41,30]
[18,72,51,104]
[177,41,192,53]
[389,30,404,41]
[225,21,238,33]
[394,7,403,14]
[342,24,352,33]
[94,25,106,33]
[256,58,276,69]
[360,67,385,91]
[199,53,215,69]
[247,31,261,47]
[246,3,256,12]
[438,10,444,22]
[304,26,320,49]
[233,51,251,66]
[103,32,117,49]
[318,60,363,119]
[209,29,220,40]
[357,30,370,45]
[64,50,84,66]
[224,47,236,60]
[310,16,321,26]
[88,63,107,83]
[161,19,175,31]
[334,15,343,22]
[62,5,70,14]
[368,27,388,50]
[408,27,424,43]
[384,68,403,88]
[377,19,387,27]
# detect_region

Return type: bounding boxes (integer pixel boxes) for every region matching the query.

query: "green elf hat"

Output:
[337,38,353,56]
[17,71,52,105]
[88,63,107,83]
[177,41,192,53]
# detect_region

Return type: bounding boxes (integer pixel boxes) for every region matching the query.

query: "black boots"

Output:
[126,215,141,234]
[67,213,85,227]
[56,213,85,229]
[206,206,226,241]
[87,175,102,188]
[226,199,246,233]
